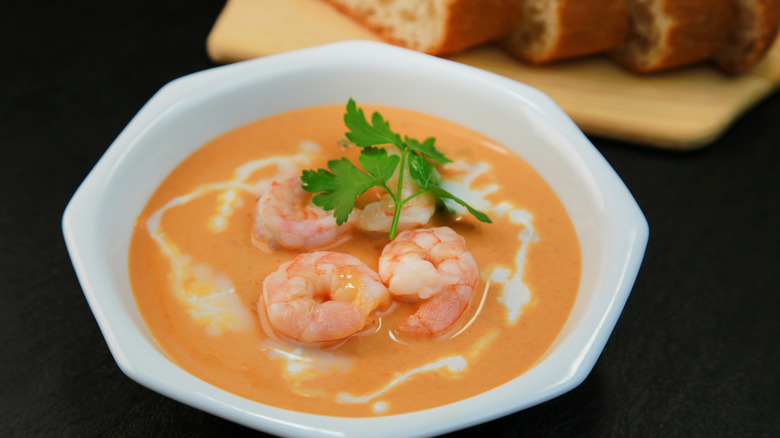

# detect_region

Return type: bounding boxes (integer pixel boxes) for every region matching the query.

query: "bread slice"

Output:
[323,0,519,55]
[611,0,735,73]
[714,0,780,73]
[502,0,629,64]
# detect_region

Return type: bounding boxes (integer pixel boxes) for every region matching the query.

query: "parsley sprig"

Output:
[301,99,491,240]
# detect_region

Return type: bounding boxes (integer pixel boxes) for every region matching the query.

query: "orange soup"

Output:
[128,104,581,416]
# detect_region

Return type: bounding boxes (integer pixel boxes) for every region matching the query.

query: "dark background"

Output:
[2,1,778,437]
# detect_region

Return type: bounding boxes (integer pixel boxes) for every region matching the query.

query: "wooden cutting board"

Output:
[206,0,780,149]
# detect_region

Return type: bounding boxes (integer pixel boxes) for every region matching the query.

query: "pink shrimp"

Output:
[354,189,435,233]
[378,226,479,336]
[261,251,391,344]
[253,177,352,250]
[353,147,436,233]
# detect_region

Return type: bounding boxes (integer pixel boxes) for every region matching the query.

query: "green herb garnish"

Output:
[301,99,491,240]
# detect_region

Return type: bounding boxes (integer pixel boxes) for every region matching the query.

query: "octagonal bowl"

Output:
[62,41,648,437]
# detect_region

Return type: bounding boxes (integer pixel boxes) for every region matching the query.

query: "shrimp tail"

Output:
[397,287,469,335]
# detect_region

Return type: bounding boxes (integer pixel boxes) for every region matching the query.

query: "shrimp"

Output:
[261,251,391,344]
[253,177,352,250]
[354,189,435,233]
[378,226,479,336]
[354,148,435,233]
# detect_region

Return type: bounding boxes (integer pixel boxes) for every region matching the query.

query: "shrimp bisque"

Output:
[128,102,581,417]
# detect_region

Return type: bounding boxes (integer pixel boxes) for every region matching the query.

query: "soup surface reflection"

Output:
[128,104,581,416]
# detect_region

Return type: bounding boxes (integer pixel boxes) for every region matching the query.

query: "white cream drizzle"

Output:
[259,340,354,379]
[332,330,498,411]
[336,356,468,409]
[145,142,321,335]
[440,160,538,325]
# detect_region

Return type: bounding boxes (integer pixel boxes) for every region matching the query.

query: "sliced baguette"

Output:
[611,0,735,73]
[323,0,518,55]
[502,0,629,64]
[714,0,780,73]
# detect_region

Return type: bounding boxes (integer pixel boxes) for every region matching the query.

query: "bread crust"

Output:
[714,0,780,73]
[503,0,629,64]
[612,0,735,73]
[325,0,518,56]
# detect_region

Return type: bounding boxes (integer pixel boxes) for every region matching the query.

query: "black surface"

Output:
[2,1,778,437]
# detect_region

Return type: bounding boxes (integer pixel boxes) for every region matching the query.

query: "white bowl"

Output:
[62,41,648,438]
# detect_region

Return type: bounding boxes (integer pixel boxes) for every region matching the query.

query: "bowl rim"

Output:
[62,40,648,438]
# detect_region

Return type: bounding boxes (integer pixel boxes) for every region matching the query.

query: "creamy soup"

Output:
[128,104,581,416]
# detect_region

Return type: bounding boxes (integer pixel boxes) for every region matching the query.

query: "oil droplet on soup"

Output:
[128,104,581,416]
